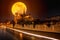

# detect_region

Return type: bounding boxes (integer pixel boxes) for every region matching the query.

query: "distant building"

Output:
[44,15,60,25]
[45,16,60,21]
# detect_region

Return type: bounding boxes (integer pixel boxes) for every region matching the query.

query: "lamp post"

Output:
[11,2,27,28]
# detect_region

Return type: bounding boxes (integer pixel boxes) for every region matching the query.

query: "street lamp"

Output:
[11,2,27,23]
[11,2,27,27]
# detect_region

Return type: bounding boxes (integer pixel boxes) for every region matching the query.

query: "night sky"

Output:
[47,0,60,17]
[0,0,60,22]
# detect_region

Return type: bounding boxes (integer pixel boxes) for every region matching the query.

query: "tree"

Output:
[10,20,15,28]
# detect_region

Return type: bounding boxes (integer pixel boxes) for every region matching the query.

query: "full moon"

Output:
[11,2,27,16]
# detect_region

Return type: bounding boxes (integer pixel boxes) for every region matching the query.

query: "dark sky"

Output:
[0,0,60,22]
[47,0,60,17]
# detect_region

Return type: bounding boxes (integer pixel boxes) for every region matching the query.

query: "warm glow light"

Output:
[7,27,58,40]
[11,2,27,16]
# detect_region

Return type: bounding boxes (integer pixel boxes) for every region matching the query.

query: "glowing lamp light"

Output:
[11,2,27,16]
[7,27,58,40]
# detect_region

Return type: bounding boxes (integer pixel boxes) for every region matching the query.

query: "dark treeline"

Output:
[10,18,60,28]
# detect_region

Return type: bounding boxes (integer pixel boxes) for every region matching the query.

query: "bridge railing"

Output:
[7,23,60,33]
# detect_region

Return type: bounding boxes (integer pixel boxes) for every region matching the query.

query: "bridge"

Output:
[0,23,60,40]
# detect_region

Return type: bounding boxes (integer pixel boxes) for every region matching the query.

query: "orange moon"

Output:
[11,2,27,16]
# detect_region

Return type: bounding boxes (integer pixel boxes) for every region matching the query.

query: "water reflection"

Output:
[20,33,23,40]
[19,33,51,40]
[6,28,59,40]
